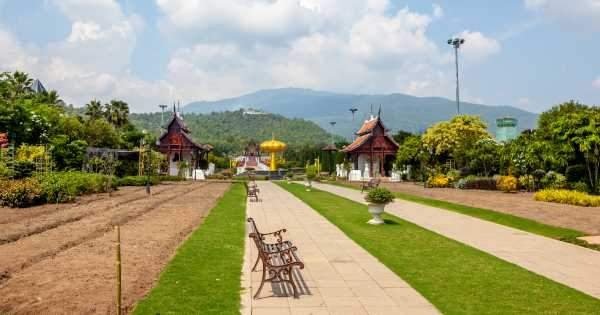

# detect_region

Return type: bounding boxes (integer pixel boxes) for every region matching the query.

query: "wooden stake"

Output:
[116,225,122,315]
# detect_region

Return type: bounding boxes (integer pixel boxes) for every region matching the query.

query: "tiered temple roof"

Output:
[342,115,398,153]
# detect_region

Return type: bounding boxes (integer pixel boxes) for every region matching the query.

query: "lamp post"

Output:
[447,37,465,115]
[159,104,168,128]
[349,108,358,140]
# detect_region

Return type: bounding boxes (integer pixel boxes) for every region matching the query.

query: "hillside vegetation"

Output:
[184,88,539,139]
[130,109,336,154]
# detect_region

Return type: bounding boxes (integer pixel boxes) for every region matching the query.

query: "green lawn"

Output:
[133,183,246,315]
[325,181,584,240]
[279,182,600,315]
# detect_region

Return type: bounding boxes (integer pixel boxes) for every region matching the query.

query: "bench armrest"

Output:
[261,228,287,243]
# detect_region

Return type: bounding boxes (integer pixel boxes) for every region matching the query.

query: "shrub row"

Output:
[0,172,114,207]
[116,176,160,187]
[535,189,600,207]
[456,176,497,190]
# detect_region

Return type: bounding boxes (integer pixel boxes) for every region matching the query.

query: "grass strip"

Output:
[133,183,246,315]
[325,180,584,240]
[279,182,600,314]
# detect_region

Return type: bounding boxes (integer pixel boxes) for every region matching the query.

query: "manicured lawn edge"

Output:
[133,183,246,315]
[324,180,584,240]
[278,182,600,314]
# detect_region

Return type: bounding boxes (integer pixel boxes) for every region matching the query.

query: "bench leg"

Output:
[252,254,261,272]
[254,266,267,299]
[287,267,299,298]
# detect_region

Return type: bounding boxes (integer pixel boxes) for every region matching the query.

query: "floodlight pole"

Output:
[349,108,358,140]
[159,104,168,128]
[448,38,465,115]
[329,121,336,144]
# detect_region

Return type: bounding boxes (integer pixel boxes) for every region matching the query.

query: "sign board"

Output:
[0,133,8,148]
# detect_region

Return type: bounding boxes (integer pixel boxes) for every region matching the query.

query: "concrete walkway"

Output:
[241,182,439,315]
[314,182,600,299]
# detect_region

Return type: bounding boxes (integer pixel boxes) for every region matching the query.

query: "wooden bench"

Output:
[247,217,304,299]
[245,181,260,202]
[361,178,381,192]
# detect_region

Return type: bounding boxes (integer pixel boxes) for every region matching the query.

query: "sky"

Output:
[0,0,599,113]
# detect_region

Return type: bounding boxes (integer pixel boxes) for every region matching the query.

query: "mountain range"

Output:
[184,88,538,139]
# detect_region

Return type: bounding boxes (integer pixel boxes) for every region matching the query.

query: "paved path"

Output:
[241,182,439,315]
[314,182,600,299]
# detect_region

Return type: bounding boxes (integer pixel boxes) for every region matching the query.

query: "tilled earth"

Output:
[0,181,230,314]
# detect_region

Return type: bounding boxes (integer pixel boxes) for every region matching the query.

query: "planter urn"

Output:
[367,203,385,225]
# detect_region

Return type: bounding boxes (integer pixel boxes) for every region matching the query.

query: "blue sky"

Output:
[0,0,598,113]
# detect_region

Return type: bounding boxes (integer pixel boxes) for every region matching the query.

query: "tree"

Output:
[392,130,413,145]
[104,100,129,128]
[83,118,120,148]
[3,71,33,99]
[50,136,88,170]
[421,115,491,168]
[85,100,104,120]
[395,136,423,168]
[550,105,600,192]
[466,138,501,177]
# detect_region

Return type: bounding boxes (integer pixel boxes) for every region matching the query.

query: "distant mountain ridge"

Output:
[184,88,538,139]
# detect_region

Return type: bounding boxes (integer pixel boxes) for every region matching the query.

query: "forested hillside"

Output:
[130,109,337,154]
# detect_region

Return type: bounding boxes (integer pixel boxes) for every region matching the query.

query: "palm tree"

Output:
[105,100,129,128]
[7,71,33,98]
[38,90,64,106]
[85,99,104,120]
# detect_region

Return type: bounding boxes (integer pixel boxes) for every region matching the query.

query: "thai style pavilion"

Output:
[157,110,212,177]
[343,114,399,178]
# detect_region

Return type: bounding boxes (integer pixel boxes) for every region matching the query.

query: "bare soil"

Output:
[377,181,600,235]
[0,181,230,314]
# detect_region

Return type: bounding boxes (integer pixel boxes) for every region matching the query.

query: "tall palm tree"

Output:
[38,90,64,106]
[85,99,104,120]
[106,100,129,128]
[7,71,33,98]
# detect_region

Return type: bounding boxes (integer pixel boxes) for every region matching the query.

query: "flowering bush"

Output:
[497,176,518,193]
[535,189,600,207]
[0,178,43,207]
[427,174,450,188]
[456,176,496,190]
[518,175,535,191]
[541,171,567,189]
[365,188,395,204]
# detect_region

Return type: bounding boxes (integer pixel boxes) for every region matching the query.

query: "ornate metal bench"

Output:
[247,218,304,299]
[245,181,260,202]
[361,178,381,192]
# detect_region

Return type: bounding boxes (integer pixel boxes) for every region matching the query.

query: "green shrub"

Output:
[541,171,567,189]
[38,172,113,203]
[570,181,590,193]
[306,165,318,181]
[518,175,535,191]
[13,160,35,179]
[365,187,395,204]
[116,176,160,187]
[0,178,43,207]
[497,176,518,193]
[535,189,600,207]
[158,175,185,182]
[566,165,587,183]
[457,176,496,190]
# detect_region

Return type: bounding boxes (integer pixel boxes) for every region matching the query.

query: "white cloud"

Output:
[0,0,172,111]
[525,0,600,31]
[456,31,501,62]
[432,3,444,18]
[592,77,600,89]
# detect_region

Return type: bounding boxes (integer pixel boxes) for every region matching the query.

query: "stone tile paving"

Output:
[240,181,439,315]
[314,182,600,299]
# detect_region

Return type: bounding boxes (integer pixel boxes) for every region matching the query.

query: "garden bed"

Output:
[0,181,229,314]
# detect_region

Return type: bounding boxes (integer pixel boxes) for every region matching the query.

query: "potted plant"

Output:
[305,165,317,191]
[364,187,394,225]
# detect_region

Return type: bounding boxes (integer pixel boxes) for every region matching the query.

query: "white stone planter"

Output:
[367,203,386,225]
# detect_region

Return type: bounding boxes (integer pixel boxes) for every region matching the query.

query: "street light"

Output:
[447,37,465,114]
[349,108,358,140]
[158,104,168,128]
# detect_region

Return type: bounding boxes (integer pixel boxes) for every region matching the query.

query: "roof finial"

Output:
[378,105,381,118]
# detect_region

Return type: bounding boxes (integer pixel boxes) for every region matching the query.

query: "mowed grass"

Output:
[326,181,584,239]
[279,182,600,315]
[134,183,246,315]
